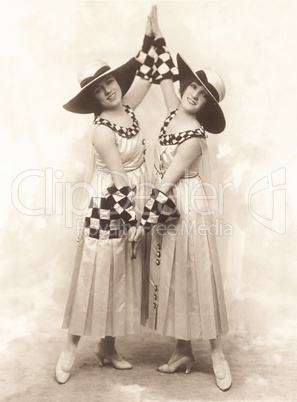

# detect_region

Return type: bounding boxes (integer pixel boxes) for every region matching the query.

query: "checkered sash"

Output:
[140,188,180,233]
[102,186,137,229]
[136,35,155,82]
[151,37,179,84]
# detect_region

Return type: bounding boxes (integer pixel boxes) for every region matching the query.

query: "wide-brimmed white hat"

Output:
[177,54,226,134]
[63,58,137,114]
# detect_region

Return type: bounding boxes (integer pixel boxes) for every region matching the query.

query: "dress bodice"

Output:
[154,109,208,178]
[92,104,145,172]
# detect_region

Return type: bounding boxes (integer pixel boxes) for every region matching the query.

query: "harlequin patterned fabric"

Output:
[94,104,140,139]
[85,196,121,240]
[136,49,155,82]
[151,37,179,84]
[159,109,206,146]
[146,111,229,341]
[102,185,137,229]
[62,104,149,339]
[140,188,180,234]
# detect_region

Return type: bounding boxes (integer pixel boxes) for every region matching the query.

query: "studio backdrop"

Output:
[1,0,296,347]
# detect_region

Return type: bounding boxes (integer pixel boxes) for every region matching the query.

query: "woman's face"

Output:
[92,75,122,109]
[181,81,209,114]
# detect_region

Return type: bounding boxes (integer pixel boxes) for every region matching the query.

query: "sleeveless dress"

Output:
[146,109,229,341]
[62,104,148,339]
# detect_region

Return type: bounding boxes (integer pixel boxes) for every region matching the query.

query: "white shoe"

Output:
[95,343,132,370]
[157,353,195,374]
[55,352,72,384]
[212,357,232,391]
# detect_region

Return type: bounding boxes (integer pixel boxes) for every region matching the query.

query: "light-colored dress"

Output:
[62,105,148,339]
[147,109,229,341]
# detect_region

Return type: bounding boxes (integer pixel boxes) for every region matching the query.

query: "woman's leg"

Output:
[95,336,132,369]
[168,339,193,363]
[209,336,232,391]
[99,336,120,359]
[157,339,195,374]
[61,334,81,371]
[55,333,80,384]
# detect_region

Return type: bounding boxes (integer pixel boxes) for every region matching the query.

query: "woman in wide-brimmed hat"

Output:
[138,6,232,391]
[55,11,158,384]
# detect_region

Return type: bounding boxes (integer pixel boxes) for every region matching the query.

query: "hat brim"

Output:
[63,58,137,114]
[177,54,225,134]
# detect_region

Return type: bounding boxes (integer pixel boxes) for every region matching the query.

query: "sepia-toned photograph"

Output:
[1,1,296,401]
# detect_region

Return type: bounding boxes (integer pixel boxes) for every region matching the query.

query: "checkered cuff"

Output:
[103,186,137,229]
[136,35,155,81]
[142,34,155,53]
[151,37,179,84]
[140,188,180,233]
[136,49,155,81]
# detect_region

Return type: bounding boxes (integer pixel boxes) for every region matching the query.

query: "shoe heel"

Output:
[95,345,104,367]
[97,356,104,367]
[185,360,194,374]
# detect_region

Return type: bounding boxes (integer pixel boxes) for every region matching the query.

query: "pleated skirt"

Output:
[146,173,229,341]
[62,164,148,338]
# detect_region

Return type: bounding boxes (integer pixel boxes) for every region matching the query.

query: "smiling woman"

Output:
[54,11,156,384]
[93,76,121,104]
[2,1,297,399]
[134,6,232,391]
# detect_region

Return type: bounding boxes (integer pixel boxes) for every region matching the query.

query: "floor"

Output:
[1,329,296,402]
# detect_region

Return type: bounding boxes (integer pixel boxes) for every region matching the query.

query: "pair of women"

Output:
[55,7,232,392]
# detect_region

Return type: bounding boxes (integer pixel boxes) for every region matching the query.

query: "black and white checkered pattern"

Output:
[140,188,180,233]
[159,109,206,146]
[103,186,137,229]
[135,34,155,81]
[84,197,125,240]
[136,50,155,82]
[151,38,179,84]
[93,104,140,139]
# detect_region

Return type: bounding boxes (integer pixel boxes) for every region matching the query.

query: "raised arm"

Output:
[123,11,154,110]
[160,79,180,112]
[123,76,151,111]
[151,5,180,111]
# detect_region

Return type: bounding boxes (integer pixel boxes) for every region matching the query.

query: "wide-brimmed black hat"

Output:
[177,54,226,134]
[63,58,137,114]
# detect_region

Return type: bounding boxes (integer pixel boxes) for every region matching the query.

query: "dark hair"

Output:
[179,78,193,98]
[196,101,214,126]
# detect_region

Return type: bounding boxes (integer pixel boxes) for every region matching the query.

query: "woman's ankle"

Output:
[177,339,192,353]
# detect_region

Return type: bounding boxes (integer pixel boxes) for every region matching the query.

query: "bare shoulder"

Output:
[92,124,116,147]
[181,119,202,132]
[93,124,114,141]
[177,136,202,155]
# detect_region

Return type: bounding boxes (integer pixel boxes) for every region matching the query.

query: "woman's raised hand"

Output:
[151,5,162,39]
[145,11,153,36]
